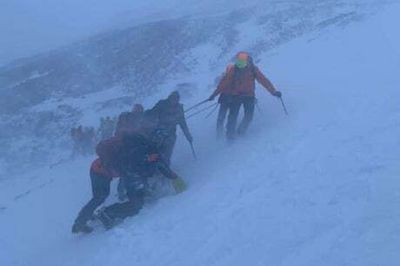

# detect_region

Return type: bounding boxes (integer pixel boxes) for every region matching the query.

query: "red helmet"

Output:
[235,51,250,68]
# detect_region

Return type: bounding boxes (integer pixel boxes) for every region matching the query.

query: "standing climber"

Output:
[149,91,193,165]
[82,127,96,155]
[70,127,80,157]
[71,126,85,156]
[208,52,282,139]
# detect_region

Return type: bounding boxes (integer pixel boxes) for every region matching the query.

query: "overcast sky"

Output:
[0,0,261,66]
[0,0,163,66]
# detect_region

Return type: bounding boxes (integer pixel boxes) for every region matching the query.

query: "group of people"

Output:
[70,117,119,157]
[72,91,193,233]
[70,126,96,156]
[98,116,117,141]
[72,51,282,234]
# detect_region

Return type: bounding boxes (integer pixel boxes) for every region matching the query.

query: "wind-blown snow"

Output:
[1,2,399,266]
[0,0,287,66]
[2,0,381,177]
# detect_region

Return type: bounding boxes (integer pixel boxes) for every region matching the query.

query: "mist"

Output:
[0,0,263,66]
[1,1,399,265]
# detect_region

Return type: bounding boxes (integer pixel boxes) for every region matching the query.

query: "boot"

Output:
[96,208,115,230]
[71,222,94,234]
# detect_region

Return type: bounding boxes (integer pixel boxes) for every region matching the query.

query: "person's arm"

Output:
[209,65,234,100]
[254,67,281,97]
[149,100,163,115]
[156,159,187,193]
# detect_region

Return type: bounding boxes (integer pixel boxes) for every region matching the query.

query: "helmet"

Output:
[167,91,180,104]
[235,51,250,69]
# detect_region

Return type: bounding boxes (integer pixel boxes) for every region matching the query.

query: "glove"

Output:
[208,95,216,101]
[172,177,187,194]
[273,91,282,98]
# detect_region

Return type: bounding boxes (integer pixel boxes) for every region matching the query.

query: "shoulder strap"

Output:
[248,56,257,78]
[226,64,235,73]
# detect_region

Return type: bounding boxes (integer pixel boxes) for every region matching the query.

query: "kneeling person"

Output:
[72,131,186,233]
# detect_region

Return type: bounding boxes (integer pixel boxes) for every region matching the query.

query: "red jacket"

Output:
[90,158,120,178]
[91,136,124,178]
[90,133,178,180]
[211,64,277,98]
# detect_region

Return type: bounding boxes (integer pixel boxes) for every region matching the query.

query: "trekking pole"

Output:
[189,142,197,160]
[255,98,262,115]
[279,96,289,115]
[187,103,218,119]
[184,99,209,113]
[49,158,69,169]
[205,103,219,118]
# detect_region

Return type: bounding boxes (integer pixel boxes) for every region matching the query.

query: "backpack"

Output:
[95,136,123,167]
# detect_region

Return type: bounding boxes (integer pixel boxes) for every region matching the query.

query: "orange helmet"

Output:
[235,51,250,68]
[236,52,249,61]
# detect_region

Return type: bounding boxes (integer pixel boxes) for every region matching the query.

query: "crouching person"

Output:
[72,131,186,234]
[71,158,119,233]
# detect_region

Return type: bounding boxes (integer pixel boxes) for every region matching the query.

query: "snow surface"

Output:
[1,2,400,266]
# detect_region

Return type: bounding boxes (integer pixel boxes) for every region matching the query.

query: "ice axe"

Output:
[279,96,289,116]
[189,141,197,160]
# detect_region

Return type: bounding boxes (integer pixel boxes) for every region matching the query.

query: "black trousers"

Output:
[226,95,255,139]
[74,170,111,226]
[217,101,230,138]
[103,175,145,220]
[161,133,176,166]
[237,96,256,135]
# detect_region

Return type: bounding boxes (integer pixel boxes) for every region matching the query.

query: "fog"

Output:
[1,1,400,265]
[0,0,262,66]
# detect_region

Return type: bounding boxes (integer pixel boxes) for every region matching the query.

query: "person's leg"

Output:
[104,190,145,219]
[216,103,229,139]
[79,139,86,155]
[83,139,90,155]
[124,176,145,216]
[99,176,145,228]
[71,141,78,158]
[225,97,241,140]
[161,134,177,166]
[237,97,255,135]
[73,171,111,228]
[117,177,127,201]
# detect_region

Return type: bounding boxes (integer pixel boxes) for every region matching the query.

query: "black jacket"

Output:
[149,100,192,141]
[115,111,143,136]
[119,133,177,179]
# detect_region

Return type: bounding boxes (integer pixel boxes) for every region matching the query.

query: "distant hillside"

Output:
[0,1,380,177]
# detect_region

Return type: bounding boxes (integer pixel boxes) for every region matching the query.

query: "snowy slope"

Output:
[0,0,382,177]
[1,2,400,266]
